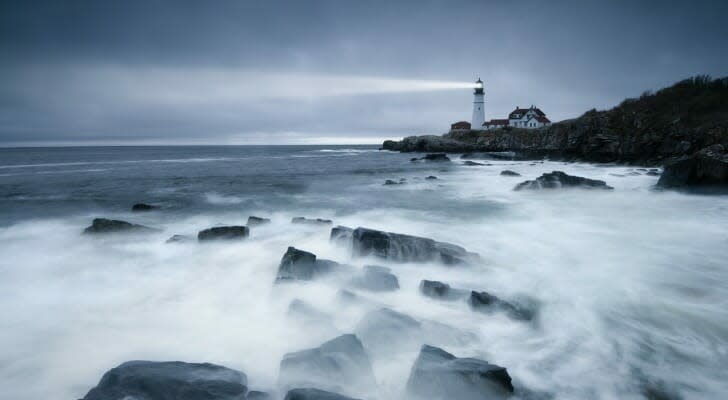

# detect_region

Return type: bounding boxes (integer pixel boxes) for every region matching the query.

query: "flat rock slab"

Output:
[83,218,156,234]
[198,226,249,241]
[276,247,352,282]
[514,171,613,190]
[247,216,271,226]
[292,217,333,225]
[80,360,248,400]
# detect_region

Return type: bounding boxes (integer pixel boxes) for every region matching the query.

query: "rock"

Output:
[383,179,402,185]
[425,176,438,180]
[292,217,333,225]
[165,234,194,243]
[330,226,354,246]
[406,345,514,400]
[463,160,485,166]
[657,144,728,190]
[468,291,535,321]
[275,247,350,282]
[83,218,155,234]
[131,203,157,212]
[461,151,521,161]
[247,216,271,226]
[500,170,521,177]
[279,334,376,396]
[514,171,614,190]
[349,265,399,292]
[419,280,467,300]
[422,153,451,162]
[80,360,247,400]
[247,391,273,400]
[198,226,249,241]
[284,388,360,400]
[347,227,478,265]
[646,170,661,176]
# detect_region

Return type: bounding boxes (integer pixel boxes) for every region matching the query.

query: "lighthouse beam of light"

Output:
[44,66,477,106]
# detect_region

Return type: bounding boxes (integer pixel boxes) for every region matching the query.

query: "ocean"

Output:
[0,145,727,399]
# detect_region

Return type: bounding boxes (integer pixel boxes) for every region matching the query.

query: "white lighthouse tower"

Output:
[471,78,485,129]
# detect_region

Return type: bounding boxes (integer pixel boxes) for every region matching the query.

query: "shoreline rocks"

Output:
[131,203,157,212]
[275,247,351,282]
[657,144,728,191]
[80,360,248,400]
[469,291,535,321]
[514,171,614,190]
[284,388,360,400]
[247,216,271,226]
[83,218,156,234]
[198,226,249,241]
[406,345,514,400]
[500,170,521,177]
[292,217,333,225]
[348,265,399,292]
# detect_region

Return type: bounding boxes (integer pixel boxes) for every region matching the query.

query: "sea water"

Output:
[0,145,727,399]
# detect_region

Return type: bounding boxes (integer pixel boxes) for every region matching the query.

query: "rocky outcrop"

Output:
[198,226,249,241]
[247,216,271,226]
[80,360,248,400]
[469,291,535,321]
[275,247,351,282]
[131,203,157,212]
[348,227,478,265]
[500,170,521,177]
[419,280,467,300]
[514,171,614,190]
[330,226,353,246]
[284,388,360,400]
[383,76,728,168]
[406,345,514,400]
[83,218,156,234]
[348,265,399,292]
[292,217,333,225]
[279,334,376,396]
[657,144,728,190]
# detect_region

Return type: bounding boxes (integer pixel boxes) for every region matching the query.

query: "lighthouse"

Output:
[471,78,485,129]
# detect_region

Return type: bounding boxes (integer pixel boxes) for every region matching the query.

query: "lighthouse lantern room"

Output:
[471,78,485,128]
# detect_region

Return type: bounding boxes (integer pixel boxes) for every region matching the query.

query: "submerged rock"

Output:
[292,217,333,225]
[284,388,360,400]
[500,170,521,177]
[330,226,354,246]
[657,144,728,191]
[131,203,157,212]
[419,280,467,300]
[80,360,248,400]
[425,175,438,180]
[247,216,271,226]
[383,179,403,185]
[463,160,486,166]
[275,247,350,282]
[279,334,376,396]
[198,226,249,241]
[349,265,400,292]
[469,291,535,321]
[346,227,478,265]
[406,345,514,400]
[354,308,422,355]
[422,153,451,162]
[514,171,614,190]
[165,234,194,243]
[83,218,155,234]
[247,391,273,400]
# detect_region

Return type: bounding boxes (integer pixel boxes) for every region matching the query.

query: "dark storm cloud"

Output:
[1,0,727,145]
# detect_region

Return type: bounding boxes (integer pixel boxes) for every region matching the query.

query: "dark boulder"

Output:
[198,226,249,241]
[275,247,350,282]
[349,265,399,292]
[425,176,438,180]
[419,280,467,300]
[657,144,728,191]
[131,203,157,212]
[406,345,513,400]
[279,334,376,396]
[469,291,535,321]
[165,234,194,243]
[292,217,333,225]
[500,170,521,177]
[514,171,614,190]
[83,218,156,234]
[284,388,360,400]
[247,216,271,227]
[463,160,486,166]
[383,179,402,185]
[330,226,354,246]
[348,227,478,265]
[422,153,451,162]
[80,360,247,400]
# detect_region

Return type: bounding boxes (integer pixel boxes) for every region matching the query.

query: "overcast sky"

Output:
[1,0,727,146]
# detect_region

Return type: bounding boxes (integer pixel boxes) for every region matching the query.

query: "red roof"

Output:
[534,116,551,123]
[509,106,546,118]
[484,119,509,126]
[451,121,471,129]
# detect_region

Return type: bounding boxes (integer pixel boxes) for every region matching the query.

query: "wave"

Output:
[203,192,245,205]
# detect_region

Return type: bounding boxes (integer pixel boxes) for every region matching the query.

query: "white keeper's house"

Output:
[453,78,552,131]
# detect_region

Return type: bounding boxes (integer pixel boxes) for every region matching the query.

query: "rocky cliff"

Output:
[383,76,728,167]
